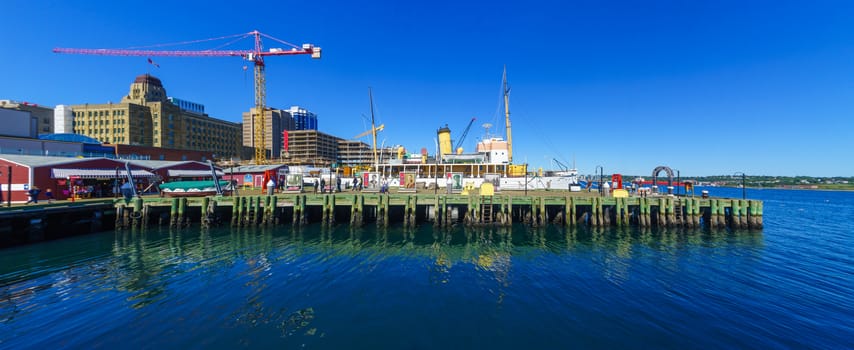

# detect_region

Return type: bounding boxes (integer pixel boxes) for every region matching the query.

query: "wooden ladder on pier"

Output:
[481,196,493,224]
[674,198,684,225]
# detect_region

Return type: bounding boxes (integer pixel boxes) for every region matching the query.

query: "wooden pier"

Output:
[0,199,115,246]
[113,193,763,230]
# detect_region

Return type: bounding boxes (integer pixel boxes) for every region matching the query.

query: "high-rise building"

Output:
[70,74,242,159]
[288,106,317,130]
[242,107,295,159]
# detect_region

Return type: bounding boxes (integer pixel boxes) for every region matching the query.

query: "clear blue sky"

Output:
[2,0,853,177]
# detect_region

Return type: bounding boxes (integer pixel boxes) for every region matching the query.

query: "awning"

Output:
[167,169,224,177]
[52,168,157,179]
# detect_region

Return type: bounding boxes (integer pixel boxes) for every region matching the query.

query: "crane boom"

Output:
[51,48,313,57]
[353,124,384,139]
[454,117,476,151]
[552,158,568,172]
[53,30,321,165]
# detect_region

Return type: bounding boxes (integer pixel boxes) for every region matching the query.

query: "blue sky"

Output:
[2,0,853,177]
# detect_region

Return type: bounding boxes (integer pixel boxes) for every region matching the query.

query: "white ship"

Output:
[356,66,580,192]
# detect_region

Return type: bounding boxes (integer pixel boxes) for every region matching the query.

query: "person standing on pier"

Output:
[26,186,40,204]
[320,178,326,194]
[45,188,53,203]
[120,181,133,200]
[336,177,341,193]
[266,178,275,196]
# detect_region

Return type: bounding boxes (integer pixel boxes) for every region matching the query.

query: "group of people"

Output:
[305,175,397,194]
[351,175,362,191]
[313,177,343,194]
[25,186,53,204]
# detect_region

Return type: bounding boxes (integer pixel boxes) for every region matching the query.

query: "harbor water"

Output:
[1,187,851,348]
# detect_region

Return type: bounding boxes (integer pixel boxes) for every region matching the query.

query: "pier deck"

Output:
[0,191,762,247]
[111,191,762,230]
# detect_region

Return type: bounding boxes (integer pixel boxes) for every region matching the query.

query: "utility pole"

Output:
[734,172,746,199]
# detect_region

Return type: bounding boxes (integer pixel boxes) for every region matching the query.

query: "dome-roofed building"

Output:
[69,74,243,159]
[123,73,168,104]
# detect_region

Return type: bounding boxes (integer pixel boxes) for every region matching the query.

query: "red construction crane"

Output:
[53,30,321,164]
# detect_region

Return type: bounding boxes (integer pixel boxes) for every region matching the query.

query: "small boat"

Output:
[159,180,233,197]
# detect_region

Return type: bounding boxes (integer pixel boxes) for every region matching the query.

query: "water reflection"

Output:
[0,223,770,348]
[4,225,766,292]
[4,187,849,349]
[1,224,766,332]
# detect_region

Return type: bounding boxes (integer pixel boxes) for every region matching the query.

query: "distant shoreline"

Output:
[715,185,854,192]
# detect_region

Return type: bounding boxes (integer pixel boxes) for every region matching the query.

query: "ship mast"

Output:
[503,65,513,163]
[369,88,379,171]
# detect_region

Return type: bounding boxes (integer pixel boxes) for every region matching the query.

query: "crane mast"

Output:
[503,65,513,163]
[53,30,321,165]
[253,33,268,163]
[369,88,379,170]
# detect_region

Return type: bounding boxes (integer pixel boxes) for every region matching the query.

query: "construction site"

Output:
[51,31,542,183]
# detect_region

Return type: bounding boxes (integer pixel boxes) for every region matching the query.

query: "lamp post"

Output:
[114,167,120,199]
[379,139,387,177]
[675,169,680,196]
[5,166,10,207]
[434,155,441,194]
[434,139,439,194]
[595,165,604,197]
[734,172,746,199]
[524,163,528,196]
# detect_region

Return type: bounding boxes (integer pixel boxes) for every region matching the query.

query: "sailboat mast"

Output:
[369,88,379,170]
[503,65,513,163]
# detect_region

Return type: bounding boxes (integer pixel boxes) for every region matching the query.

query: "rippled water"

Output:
[1,187,852,349]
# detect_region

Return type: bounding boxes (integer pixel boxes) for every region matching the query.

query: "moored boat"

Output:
[159,180,233,197]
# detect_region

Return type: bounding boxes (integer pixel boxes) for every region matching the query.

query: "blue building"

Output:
[288,106,317,130]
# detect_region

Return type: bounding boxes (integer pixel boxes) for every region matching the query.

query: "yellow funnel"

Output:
[437,125,452,157]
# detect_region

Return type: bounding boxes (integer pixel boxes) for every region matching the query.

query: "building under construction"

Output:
[283,130,396,172]
[283,130,343,167]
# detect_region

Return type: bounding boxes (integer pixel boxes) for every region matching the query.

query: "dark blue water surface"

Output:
[1,187,852,349]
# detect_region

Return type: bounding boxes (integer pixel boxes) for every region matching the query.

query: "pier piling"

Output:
[105,192,763,231]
